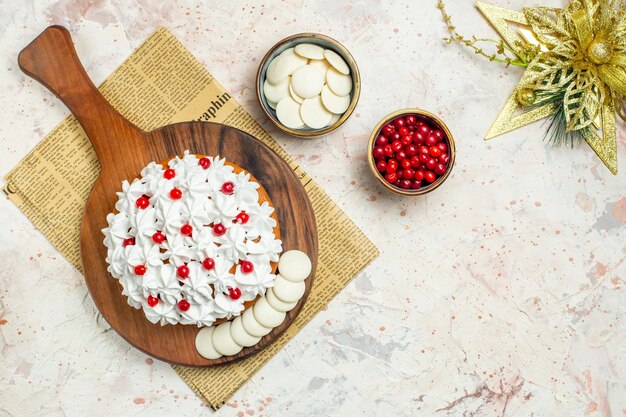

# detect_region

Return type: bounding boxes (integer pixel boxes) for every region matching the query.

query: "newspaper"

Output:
[4,27,378,409]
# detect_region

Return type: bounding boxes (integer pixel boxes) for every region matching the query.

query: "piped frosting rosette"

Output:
[102,151,283,327]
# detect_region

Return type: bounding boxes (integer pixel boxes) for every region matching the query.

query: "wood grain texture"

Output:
[18,25,318,366]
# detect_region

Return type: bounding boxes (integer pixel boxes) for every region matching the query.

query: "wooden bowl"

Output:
[367,109,456,196]
[256,33,361,138]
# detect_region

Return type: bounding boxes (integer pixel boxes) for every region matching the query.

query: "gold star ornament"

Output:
[442,0,625,174]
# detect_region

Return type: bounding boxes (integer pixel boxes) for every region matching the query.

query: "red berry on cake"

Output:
[147,295,159,307]
[221,182,235,194]
[236,212,250,224]
[180,224,193,236]
[152,232,165,244]
[134,265,147,276]
[169,188,182,200]
[177,299,190,312]
[122,237,135,247]
[136,196,150,209]
[202,257,215,270]
[177,265,190,279]
[198,157,211,169]
[212,223,226,236]
[240,260,254,274]
[228,287,242,300]
[163,168,176,179]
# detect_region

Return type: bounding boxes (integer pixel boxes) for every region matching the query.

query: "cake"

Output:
[102,151,283,327]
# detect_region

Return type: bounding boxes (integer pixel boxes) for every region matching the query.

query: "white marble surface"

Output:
[1,1,625,416]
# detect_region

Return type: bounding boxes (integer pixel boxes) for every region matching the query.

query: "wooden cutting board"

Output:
[18,25,318,366]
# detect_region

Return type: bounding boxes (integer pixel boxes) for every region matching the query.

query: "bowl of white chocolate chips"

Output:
[256,33,360,138]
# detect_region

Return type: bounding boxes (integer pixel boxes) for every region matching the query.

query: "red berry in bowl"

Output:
[402,168,415,179]
[376,135,388,146]
[385,172,398,183]
[400,179,412,189]
[426,157,437,170]
[433,129,445,140]
[396,150,407,161]
[414,132,425,145]
[429,146,442,157]
[383,144,394,157]
[387,159,398,173]
[398,126,409,137]
[405,115,417,126]
[434,163,447,176]
[410,156,421,168]
[439,153,450,164]
[390,132,401,142]
[391,140,402,153]
[411,180,422,189]
[381,124,395,137]
[425,134,438,147]
[406,144,418,157]
[401,135,413,146]
[414,169,425,181]
[417,124,430,136]
[376,161,387,172]
[393,118,405,130]
[437,142,448,153]
[373,146,385,160]
[394,178,402,187]
[419,153,430,163]
[424,171,437,183]
[401,159,412,170]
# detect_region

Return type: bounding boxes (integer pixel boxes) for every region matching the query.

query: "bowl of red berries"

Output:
[368,109,455,195]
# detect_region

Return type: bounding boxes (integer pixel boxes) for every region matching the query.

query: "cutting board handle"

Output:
[18,25,144,169]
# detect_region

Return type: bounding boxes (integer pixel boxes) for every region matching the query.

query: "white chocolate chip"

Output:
[253,297,286,328]
[195,326,222,360]
[323,49,350,75]
[230,315,261,348]
[294,43,325,60]
[273,275,306,303]
[266,288,298,312]
[263,77,290,104]
[276,96,304,129]
[242,307,272,337]
[212,321,243,356]
[321,85,351,114]
[291,65,325,99]
[300,96,332,129]
[278,250,312,282]
[326,67,353,96]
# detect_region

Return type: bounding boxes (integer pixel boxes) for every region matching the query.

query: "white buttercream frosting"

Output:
[102,151,282,327]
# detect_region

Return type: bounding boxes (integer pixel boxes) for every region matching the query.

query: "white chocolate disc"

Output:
[273,275,306,303]
[300,96,332,129]
[278,250,312,282]
[267,99,277,110]
[270,53,307,84]
[321,85,351,114]
[267,287,297,312]
[326,68,353,97]
[263,77,290,104]
[265,56,284,85]
[212,321,243,356]
[295,43,325,60]
[253,297,286,328]
[230,315,261,347]
[291,65,325,99]
[242,307,272,337]
[195,327,222,360]
[276,97,304,129]
[327,112,341,127]
[289,83,304,104]
[324,49,350,75]
[308,59,330,78]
